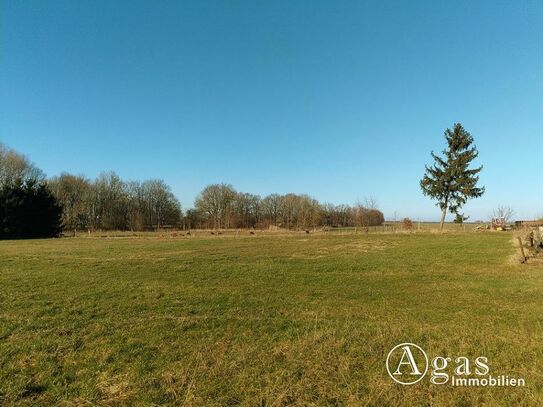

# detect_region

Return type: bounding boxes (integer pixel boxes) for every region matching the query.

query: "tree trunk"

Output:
[440,206,447,231]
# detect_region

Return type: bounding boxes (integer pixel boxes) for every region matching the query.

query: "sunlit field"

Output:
[1,232,542,406]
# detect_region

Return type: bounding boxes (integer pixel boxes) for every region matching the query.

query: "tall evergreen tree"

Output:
[420,123,485,230]
[0,180,63,239]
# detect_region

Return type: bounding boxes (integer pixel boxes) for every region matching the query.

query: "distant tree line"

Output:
[50,179,384,232]
[49,172,181,232]
[1,143,384,237]
[189,183,384,230]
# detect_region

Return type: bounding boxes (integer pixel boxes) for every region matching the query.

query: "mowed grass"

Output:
[1,232,542,406]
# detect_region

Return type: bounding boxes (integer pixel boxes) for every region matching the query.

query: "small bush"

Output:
[402,218,413,230]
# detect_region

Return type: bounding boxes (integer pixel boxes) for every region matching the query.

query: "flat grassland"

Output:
[1,232,542,406]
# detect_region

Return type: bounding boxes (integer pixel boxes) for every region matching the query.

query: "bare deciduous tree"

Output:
[492,205,514,223]
[0,143,44,187]
[49,173,91,233]
[195,184,236,229]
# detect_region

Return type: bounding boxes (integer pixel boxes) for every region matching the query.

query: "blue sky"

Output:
[1,0,542,221]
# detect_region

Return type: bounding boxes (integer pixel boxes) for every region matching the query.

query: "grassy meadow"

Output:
[1,231,542,405]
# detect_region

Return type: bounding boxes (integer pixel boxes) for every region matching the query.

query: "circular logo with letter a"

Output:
[386,343,429,385]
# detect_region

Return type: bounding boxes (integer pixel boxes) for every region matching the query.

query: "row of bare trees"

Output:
[189,183,384,230]
[49,172,181,232]
[50,178,384,232]
[2,143,384,233]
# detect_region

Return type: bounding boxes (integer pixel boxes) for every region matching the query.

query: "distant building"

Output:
[515,220,543,229]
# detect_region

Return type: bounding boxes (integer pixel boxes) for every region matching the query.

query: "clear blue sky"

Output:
[1,0,542,221]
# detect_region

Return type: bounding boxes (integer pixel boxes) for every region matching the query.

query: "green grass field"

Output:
[1,232,542,406]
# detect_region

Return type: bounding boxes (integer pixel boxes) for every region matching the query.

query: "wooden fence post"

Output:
[517,237,527,263]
